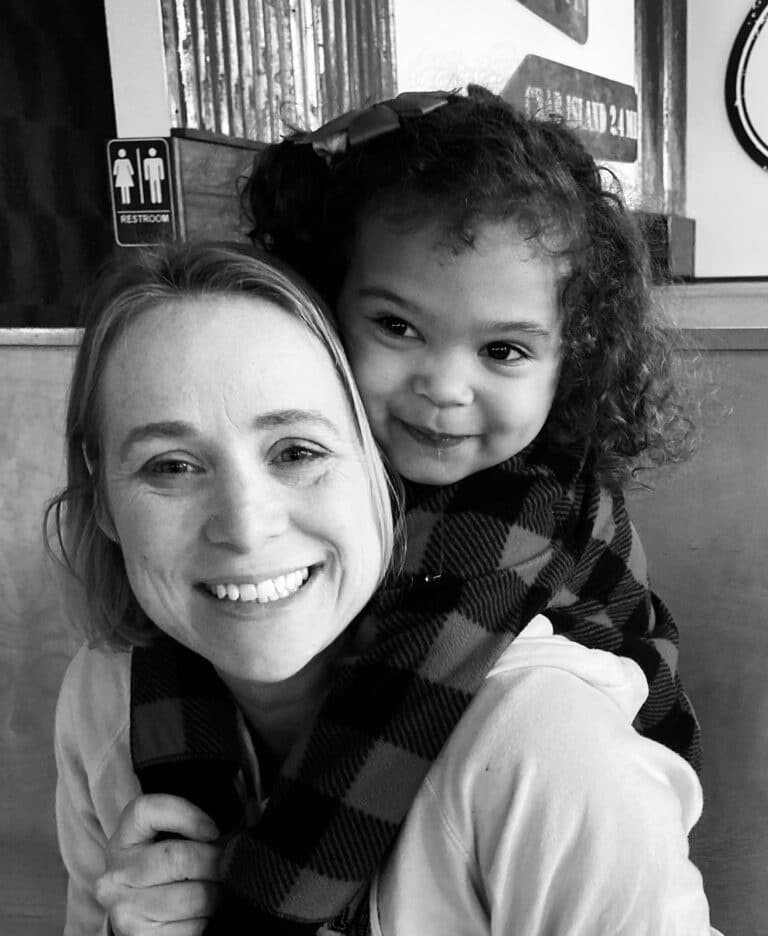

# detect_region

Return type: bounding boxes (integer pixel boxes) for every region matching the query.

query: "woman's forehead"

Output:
[98,294,351,436]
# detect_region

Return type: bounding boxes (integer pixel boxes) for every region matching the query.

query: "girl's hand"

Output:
[96,794,224,936]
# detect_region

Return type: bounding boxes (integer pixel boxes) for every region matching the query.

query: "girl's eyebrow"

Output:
[356,286,423,315]
[358,287,552,337]
[485,320,553,337]
[118,409,341,459]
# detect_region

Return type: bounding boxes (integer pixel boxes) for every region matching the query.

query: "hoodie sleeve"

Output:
[374,616,720,936]
[54,645,137,936]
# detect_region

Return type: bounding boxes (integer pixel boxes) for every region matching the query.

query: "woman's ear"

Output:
[96,500,119,544]
[83,442,119,543]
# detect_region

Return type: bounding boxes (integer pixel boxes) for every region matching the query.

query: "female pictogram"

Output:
[112,148,135,204]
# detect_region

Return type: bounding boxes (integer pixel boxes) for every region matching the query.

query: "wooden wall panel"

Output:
[0,344,79,935]
[171,132,262,242]
[629,350,768,935]
[2,331,766,934]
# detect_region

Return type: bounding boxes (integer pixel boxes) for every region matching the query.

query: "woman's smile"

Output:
[196,564,319,610]
[200,565,312,603]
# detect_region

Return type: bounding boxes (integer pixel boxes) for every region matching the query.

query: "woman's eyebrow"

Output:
[118,410,341,460]
[119,421,194,460]
[252,409,341,435]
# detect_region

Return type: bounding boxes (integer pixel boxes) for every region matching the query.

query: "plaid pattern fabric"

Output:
[131,442,701,934]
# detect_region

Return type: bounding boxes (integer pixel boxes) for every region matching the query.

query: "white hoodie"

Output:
[55,615,721,935]
[371,615,721,936]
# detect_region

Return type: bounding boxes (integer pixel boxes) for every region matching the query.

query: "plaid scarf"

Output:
[131,442,701,934]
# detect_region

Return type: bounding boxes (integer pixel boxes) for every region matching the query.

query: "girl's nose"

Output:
[203,467,288,551]
[411,356,474,407]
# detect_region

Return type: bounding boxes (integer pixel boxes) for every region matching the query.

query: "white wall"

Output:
[394,0,635,90]
[103,0,170,137]
[393,0,637,197]
[688,3,768,277]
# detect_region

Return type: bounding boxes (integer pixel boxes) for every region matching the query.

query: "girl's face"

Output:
[336,218,563,485]
[97,294,384,684]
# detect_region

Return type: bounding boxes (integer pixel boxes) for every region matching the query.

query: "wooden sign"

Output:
[725,0,768,171]
[517,0,588,44]
[502,55,638,162]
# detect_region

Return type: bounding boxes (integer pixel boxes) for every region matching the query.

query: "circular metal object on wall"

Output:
[725,0,768,170]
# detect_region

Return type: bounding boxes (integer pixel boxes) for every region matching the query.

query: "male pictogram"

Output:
[143,147,166,204]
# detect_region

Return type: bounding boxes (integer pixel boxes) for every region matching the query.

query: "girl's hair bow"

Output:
[294,90,457,161]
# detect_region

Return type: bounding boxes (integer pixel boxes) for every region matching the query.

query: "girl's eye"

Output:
[376,316,418,339]
[482,342,527,363]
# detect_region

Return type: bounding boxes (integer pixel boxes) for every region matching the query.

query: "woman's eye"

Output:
[271,443,329,466]
[482,342,527,363]
[145,458,201,476]
[376,316,417,338]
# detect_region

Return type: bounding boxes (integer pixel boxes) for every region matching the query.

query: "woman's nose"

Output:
[203,468,288,551]
[411,355,474,407]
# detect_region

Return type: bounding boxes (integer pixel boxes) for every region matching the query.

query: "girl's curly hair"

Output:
[241,84,698,489]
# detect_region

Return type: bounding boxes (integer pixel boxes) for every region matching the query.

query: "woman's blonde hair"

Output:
[45,241,401,648]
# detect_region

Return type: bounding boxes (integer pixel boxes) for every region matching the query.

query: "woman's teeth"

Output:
[206,567,310,603]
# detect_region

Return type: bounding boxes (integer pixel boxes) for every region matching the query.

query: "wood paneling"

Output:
[171,131,263,242]
[3,329,767,934]
[0,345,80,934]
[629,350,768,936]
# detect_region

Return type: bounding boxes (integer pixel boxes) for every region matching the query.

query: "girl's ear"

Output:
[83,442,119,543]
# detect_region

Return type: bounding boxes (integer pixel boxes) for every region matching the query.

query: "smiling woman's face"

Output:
[98,293,384,684]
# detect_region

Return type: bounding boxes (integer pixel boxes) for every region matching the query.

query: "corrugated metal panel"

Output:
[161,0,397,142]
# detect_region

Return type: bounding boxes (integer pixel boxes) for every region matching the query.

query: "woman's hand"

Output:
[96,794,224,936]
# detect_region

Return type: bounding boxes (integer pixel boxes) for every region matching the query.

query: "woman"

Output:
[50,242,397,933]
[51,242,717,935]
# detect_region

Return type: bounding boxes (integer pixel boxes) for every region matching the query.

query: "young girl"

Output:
[242,84,701,755]
[129,89,712,932]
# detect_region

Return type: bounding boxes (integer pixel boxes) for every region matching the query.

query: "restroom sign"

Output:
[107,138,176,246]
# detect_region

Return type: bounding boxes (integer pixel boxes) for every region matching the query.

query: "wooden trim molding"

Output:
[0,329,82,347]
[660,281,768,349]
[3,281,768,352]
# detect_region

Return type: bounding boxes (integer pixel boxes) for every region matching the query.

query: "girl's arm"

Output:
[472,667,714,934]
[375,622,719,935]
